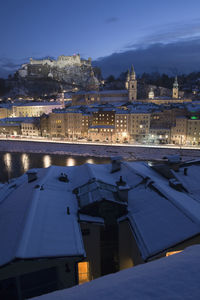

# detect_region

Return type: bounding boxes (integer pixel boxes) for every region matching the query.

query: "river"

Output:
[0,152,110,183]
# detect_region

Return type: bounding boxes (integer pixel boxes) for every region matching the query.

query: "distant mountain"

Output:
[93,38,200,78]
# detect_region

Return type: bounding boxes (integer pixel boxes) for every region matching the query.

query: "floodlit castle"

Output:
[17,54,93,86]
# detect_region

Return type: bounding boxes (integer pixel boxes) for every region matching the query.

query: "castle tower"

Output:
[128,65,137,101]
[125,69,130,89]
[148,87,154,99]
[173,76,179,99]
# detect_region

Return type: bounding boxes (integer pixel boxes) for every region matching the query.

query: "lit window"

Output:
[166,250,182,257]
[78,261,90,284]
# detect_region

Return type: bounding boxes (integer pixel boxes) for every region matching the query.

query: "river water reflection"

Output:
[0,152,110,183]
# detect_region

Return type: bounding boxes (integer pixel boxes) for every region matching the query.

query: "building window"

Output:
[78,261,90,284]
[166,250,182,257]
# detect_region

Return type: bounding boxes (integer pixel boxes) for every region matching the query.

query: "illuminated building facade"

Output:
[12,102,63,117]
[171,117,188,145]
[115,110,129,142]
[129,111,151,142]
[21,118,40,137]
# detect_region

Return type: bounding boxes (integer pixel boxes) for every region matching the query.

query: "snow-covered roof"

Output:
[32,245,200,300]
[0,166,85,267]
[75,90,128,96]
[1,160,200,267]
[12,101,62,107]
[124,161,200,259]
[0,117,39,123]
[74,161,200,260]
[0,123,20,127]
[100,96,129,102]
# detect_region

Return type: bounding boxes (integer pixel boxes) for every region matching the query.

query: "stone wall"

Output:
[17,54,93,87]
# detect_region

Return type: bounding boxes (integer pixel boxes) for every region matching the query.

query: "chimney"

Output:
[27,169,38,183]
[184,168,188,176]
[117,184,130,202]
[116,176,126,186]
[111,156,122,173]
[59,172,69,182]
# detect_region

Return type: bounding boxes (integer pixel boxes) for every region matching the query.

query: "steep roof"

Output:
[0,166,85,267]
[124,161,200,259]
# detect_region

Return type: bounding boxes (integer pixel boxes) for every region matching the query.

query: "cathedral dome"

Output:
[86,70,99,91]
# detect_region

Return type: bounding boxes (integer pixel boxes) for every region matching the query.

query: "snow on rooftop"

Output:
[1,160,200,267]
[0,166,85,266]
[32,245,200,300]
[127,185,199,259]
[12,101,62,107]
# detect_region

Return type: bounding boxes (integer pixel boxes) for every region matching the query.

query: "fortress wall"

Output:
[29,55,91,68]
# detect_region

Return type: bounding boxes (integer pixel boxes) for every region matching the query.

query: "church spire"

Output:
[130,65,136,80]
[173,76,178,88]
[173,76,179,99]
[128,65,137,101]
[126,69,130,81]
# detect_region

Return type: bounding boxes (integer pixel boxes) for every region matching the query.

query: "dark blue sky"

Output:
[1,0,200,77]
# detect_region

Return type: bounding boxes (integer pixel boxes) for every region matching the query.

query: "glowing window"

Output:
[78,261,90,284]
[166,250,182,257]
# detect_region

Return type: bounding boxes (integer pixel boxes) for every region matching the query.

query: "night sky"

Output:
[1,0,200,77]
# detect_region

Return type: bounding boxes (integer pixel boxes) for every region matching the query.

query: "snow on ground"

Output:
[0,139,200,161]
[32,245,200,300]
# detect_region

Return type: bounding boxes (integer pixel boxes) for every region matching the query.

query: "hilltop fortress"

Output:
[17,54,94,87]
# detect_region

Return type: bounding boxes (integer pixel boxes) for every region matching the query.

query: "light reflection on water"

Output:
[3,153,12,172]
[43,155,51,168]
[21,153,29,172]
[86,158,94,164]
[0,152,110,183]
[66,157,76,166]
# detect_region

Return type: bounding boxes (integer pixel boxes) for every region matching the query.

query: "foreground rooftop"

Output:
[32,245,200,300]
[1,157,200,267]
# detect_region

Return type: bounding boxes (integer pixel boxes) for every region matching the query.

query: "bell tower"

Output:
[128,65,137,102]
[173,76,179,99]
[125,69,130,90]
[148,87,154,99]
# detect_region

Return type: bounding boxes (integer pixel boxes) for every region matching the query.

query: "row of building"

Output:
[1,67,200,145]
[1,101,200,145]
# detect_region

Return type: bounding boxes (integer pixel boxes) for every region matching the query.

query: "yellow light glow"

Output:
[4,153,12,172]
[43,155,51,168]
[86,158,94,164]
[78,261,90,284]
[66,157,75,166]
[166,250,182,257]
[21,153,29,172]
[122,132,127,137]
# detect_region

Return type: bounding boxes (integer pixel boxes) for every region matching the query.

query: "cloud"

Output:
[0,55,57,78]
[105,17,119,24]
[0,59,20,70]
[125,18,200,50]
[93,38,200,77]
[0,57,23,78]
